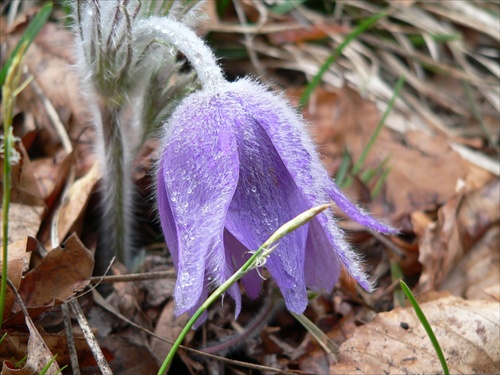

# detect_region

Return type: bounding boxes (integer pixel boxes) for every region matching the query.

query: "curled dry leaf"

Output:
[418,178,499,292]
[329,293,500,374]
[5,234,94,325]
[1,311,60,375]
[57,162,101,243]
[0,330,94,371]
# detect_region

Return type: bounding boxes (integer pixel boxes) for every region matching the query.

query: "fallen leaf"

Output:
[150,300,191,363]
[441,225,499,299]
[2,300,60,375]
[0,142,45,244]
[418,179,499,291]
[0,330,94,370]
[57,162,101,243]
[300,86,474,223]
[329,293,500,374]
[5,234,93,325]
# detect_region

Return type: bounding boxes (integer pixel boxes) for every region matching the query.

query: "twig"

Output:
[370,229,405,259]
[233,0,264,77]
[70,299,112,375]
[61,303,80,375]
[28,73,73,154]
[89,270,176,284]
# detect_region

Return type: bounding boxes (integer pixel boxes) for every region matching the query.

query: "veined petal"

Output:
[232,78,396,234]
[304,217,341,291]
[326,182,397,234]
[224,108,310,314]
[229,78,395,290]
[159,91,240,314]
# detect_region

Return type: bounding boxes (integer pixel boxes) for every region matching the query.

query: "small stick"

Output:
[70,299,112,375]
[61,302,81,375]
[89,270,176,284]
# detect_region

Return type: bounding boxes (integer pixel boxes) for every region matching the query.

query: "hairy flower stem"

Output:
[135,17,225,90]
[95,102,134,271]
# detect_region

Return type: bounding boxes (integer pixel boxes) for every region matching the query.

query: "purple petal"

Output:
[223,243,242,318]
[157,164,179,269]
[232,78,396,234]
[223,110,310,314]
[159,91,240,314]
[224,230,262,300]
[188,279,208,328]
[326,183,398,234]
[304,217,341,291]
[315,211,373,291]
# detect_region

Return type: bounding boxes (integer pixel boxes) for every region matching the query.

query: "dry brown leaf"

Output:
[329,293,500,374]
[57,162,101,243]
[31,151,74,206]
[302,87,473,223]
[0,330,94,370]
[1,314,60,375]
[0,143,45,244]
[7,21,92,147]
[441,225,499,299]
[150,300,191,363]
[0,238,35,322]
[19,233,93,307]
[418,179,499,292]
[4,234,94,326]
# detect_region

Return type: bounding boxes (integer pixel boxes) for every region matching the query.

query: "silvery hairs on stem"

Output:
[72,0,204,270]
[144,17,398,321]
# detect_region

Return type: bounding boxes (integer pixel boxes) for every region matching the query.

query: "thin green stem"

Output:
[1,79,13,331]
[400,281,449,375]
[158,204,331,374]
[352,75,405,175]
[0,4,52,330]
[1,43,28,330]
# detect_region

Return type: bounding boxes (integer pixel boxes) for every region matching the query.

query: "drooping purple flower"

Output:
[157,78,397,319]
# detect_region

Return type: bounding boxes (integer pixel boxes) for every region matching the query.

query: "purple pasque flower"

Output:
[157,77,397,318]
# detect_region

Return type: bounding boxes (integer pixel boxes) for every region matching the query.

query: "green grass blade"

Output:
[39,354,57,375]
[400,281,449,375]
[371,165,391,199]
[334,148,352,187]
[352,75,405,175]
[299,11,387,110]
[0,3,52,86]
[390,261,405,307]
